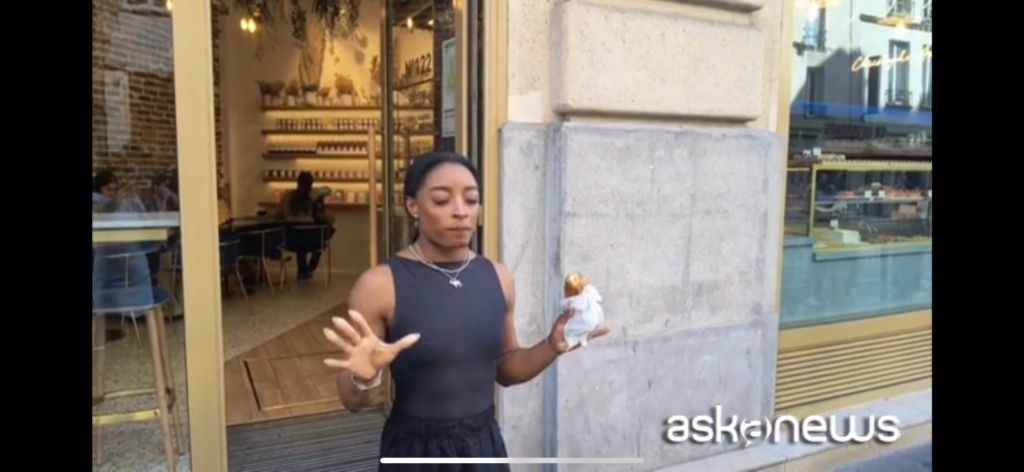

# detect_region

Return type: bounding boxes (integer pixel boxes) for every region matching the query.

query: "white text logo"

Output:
[664,406,901,447]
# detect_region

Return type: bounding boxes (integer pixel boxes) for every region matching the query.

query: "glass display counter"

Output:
[780,159,932,328]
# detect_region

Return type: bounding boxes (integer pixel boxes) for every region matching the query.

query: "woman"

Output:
[93,170,141,213]
[145,171,180,212]
[322,152,610,470]
[280,171,335,279]
[92,170,159,338]
[141,171,182,287]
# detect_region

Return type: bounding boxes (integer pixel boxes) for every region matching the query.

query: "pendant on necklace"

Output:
[449,279,463,288]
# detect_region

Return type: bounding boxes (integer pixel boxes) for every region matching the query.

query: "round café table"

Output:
[93,211,180,344]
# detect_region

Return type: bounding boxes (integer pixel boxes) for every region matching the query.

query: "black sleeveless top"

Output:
[384,256,507,419]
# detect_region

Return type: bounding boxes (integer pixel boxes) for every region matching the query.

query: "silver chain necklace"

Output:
[408,243,472,288]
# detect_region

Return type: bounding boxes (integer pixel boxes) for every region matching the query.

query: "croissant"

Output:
[563,272,589,297]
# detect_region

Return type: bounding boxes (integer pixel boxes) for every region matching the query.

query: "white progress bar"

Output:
[381,458,644,464]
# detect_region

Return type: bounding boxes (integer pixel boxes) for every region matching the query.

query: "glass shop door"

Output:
[90,1,227,471]
[377,0,480,417]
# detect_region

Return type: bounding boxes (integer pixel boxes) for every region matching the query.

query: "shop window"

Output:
[804,67,825,117]
[93,0,188,469]
[886,41,911,107]
[800,4,826,51]
[886,0,915,17]
[866,56,882,110]
[778,0,932,418]
[782,1,932,331]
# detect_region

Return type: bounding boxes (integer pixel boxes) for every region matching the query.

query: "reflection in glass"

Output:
[92,242,183,470]
[92,0,189,469]
[781,0,932,328]
[386,0,442,258]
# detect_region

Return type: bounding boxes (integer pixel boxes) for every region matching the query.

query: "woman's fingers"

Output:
[323,358,350,369]
[323,327,354,353]
[561,326,611,353]
[552,309,574,332]
[348,310,376,338]
[587,326,611,340]
[387,333,421,353]
[332,316,361,344]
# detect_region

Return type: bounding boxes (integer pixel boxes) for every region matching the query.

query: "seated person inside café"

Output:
[92,169,171,286]
[92,170,146,213]
[278,171,336,279]
[145,171,180,212]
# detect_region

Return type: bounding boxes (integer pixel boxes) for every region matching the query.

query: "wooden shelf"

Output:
[263,176,372,183]
[262,129,434,136]
[261,105,433,112]
[262,153,367,160]
[393,78,433,92]
[262,129,372,136]
[259,201,375,210]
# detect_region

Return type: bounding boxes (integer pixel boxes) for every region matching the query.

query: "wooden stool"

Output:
[93,287,183,470]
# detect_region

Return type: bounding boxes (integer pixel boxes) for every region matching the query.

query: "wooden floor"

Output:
[223,304,385,426]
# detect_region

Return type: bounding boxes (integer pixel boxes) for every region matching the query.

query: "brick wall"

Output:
[92,0,223,193]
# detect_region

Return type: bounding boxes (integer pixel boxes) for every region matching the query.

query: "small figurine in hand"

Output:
[559,273,605,349]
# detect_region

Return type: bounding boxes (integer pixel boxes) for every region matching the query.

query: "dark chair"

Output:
[237,226,287,295]
[282,223,334,287]
[169,234,252,301]
[219,238,248,301]
[92,243,183,469]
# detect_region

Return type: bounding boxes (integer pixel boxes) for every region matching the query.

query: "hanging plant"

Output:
[230,0,360,40]
[289,0,307,41]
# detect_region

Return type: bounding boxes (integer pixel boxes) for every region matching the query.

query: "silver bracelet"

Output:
[351,370,383,391]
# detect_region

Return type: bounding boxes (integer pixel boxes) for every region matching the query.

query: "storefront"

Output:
[92,0,501,470]
[774,0,932,419]
[91,0,929,470]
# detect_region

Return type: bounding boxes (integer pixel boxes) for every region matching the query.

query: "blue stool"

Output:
[93,249,182,469]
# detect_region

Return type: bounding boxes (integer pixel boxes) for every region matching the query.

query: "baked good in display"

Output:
[867,235,932,244]
[564,273,589,297]
[888,189,923,199]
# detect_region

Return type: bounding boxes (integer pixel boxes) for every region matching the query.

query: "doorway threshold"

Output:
[227,409,384,472]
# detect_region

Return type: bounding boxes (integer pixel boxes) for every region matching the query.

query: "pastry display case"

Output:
[785,159,932,251]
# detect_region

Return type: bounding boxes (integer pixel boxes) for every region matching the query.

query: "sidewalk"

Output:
[832,443,932,472]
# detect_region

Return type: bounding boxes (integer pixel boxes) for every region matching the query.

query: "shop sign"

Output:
[403,53,433,82]
[851,44,931,71]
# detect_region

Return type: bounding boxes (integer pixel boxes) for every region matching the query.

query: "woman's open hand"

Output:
[547,309,611,354]
[323,310,420,380]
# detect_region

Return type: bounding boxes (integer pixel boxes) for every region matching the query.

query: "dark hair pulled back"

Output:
[92,170,118,194]
[289,171,315,216]
[403,152,479,243]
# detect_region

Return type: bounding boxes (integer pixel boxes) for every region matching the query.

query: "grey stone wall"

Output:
[498,122,784,471]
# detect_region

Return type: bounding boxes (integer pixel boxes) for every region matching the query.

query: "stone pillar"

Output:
[498,0,785,470]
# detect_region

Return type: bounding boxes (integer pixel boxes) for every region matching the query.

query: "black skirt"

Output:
[379,406,509,472]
